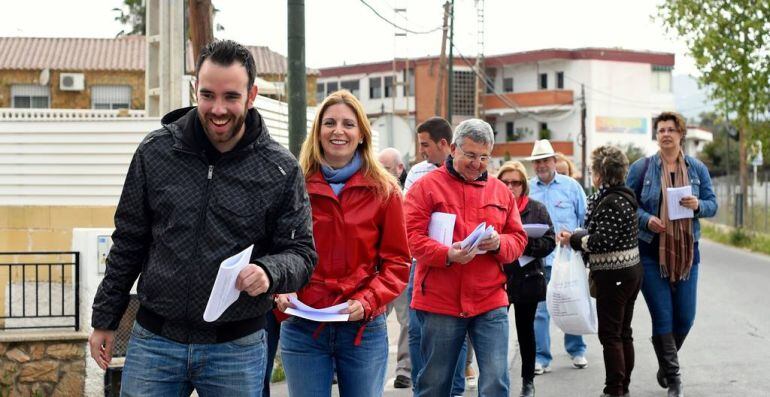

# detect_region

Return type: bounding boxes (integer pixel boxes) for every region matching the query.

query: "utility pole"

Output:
[473,0,485,119]
[145,0,184,117]
[580,84,588,189]
[287,0,307,158]
[188,0,214,62]
[434,1,450,118]
[446,0,455,124]
[391,4,407,151]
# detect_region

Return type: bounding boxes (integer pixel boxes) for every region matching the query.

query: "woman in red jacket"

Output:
[276,90,411,397]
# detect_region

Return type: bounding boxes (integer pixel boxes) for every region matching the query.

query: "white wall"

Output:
[489,58,675,175]
[0,96,318,206]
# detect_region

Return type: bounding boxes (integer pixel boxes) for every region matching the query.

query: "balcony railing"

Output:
[484,90,574,110]
[0,108,147,120]
[0,252,80,331]
[492,140,574,157]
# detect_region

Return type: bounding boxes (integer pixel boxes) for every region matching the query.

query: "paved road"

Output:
[268,239,770,396]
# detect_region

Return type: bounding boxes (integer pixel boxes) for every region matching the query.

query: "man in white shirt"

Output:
[378,147,411,388]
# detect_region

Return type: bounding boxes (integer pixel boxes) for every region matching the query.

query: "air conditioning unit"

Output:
[60,73,85,91]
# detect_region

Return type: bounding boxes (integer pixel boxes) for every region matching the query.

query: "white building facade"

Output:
[318,48,676,175]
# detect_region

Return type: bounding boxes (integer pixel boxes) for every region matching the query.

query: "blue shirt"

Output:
[529,172,587,267]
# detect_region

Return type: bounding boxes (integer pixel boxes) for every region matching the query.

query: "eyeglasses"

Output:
[501,179,524,187]
[657,127,679,135]
[455,146,491,163]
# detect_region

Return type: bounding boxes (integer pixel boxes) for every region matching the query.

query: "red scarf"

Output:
[515,194,529,214]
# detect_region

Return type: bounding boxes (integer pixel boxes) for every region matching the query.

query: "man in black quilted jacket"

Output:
[88,40,317,396]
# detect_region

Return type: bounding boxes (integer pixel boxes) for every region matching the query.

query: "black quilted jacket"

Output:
[91,107,317,342]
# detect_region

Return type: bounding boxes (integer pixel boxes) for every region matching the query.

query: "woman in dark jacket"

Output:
[497,161,556,397]
[559,145,643,397]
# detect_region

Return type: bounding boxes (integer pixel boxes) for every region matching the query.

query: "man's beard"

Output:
[199,106,248,147]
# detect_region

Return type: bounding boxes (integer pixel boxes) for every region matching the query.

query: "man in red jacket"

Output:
[405,118,528,397]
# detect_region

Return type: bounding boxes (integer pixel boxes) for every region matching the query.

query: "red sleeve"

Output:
[351,190,411,319]
[404,180,452,268]
[494,192,528,264]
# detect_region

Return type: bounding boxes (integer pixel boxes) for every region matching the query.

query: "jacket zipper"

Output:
[193,164,215,256]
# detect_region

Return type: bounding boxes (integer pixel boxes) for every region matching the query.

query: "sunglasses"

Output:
[501,179,524,187]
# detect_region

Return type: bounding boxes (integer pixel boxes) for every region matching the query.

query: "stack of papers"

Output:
[461,222,495,253]
[203,245,254,322]
[666,186,694,220]
[518,224,550,267]
[428,212,456,247]
[285,295,350,322]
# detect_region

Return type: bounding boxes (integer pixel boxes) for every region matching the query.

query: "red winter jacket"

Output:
[295,171,410,321]
[405,166,527,318]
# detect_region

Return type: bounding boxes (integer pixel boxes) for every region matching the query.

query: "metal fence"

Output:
[711,173,770,233]
[0,251,80,331]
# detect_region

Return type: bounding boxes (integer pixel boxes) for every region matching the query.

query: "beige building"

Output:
[0,36,319,110]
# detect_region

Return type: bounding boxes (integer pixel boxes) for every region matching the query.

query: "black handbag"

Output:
[507,261,547,304]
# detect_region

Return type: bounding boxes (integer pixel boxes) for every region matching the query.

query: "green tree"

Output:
[697,112,740,176]
[619,142,646,165]
[658,0,770,227]
[113,0,146,36]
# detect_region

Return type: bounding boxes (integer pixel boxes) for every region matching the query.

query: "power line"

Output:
[359,0,443,35]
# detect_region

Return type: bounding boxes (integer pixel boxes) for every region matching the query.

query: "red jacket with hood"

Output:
[405,165,527,317]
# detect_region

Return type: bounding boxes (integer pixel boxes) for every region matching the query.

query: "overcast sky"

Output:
[0,0,698,76]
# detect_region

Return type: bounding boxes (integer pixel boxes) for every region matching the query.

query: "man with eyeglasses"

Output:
[526,139,589,375]
[405,118,528,396]
[403,117,470,396]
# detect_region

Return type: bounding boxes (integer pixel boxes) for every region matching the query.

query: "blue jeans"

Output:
[263,311,280,397]
[120,322,265,397]
[280,314,388,397]
[415,307,510,397]
[535,265,587,366]
[407,261,467,395]
[639,241,700,336]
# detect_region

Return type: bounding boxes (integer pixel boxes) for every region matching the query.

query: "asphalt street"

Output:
[268,239,770,396]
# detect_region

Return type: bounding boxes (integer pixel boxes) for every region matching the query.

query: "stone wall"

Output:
[0,336,86,397]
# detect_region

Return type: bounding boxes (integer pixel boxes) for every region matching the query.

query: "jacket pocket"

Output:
[482,202,508,229]
[420,268,432,296]
[690,177,701,199]
[213,194,266,240]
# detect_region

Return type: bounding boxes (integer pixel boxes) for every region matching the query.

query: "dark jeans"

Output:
[263,311,280,397]
[593,264,643,396]
[639,240,700,336]
[512,301,538,382]
[407,261,467,395]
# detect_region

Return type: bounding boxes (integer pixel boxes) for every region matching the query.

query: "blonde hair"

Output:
[554,152,577,177]
[299,90,397,198]
[496,160,529,196]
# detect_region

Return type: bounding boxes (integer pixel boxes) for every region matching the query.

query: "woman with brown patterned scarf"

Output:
[626,112,718,397]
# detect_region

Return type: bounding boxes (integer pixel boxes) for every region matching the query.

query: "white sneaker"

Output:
[572,355,588,369]
[534,362,551,375]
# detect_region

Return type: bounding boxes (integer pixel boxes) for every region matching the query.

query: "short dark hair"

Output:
[195,40,256,90]
[653,111,687,142]
[591,145,629,187]
[416,116,453,144]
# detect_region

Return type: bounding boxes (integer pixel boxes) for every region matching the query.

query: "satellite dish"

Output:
[39,68,50,85]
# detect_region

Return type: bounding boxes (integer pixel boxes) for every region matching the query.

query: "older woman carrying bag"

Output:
[626,112,717,397]
[497,161,556,397]
[559,146,643,397]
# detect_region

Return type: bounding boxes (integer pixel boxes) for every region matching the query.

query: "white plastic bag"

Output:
[545,245,598,335]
